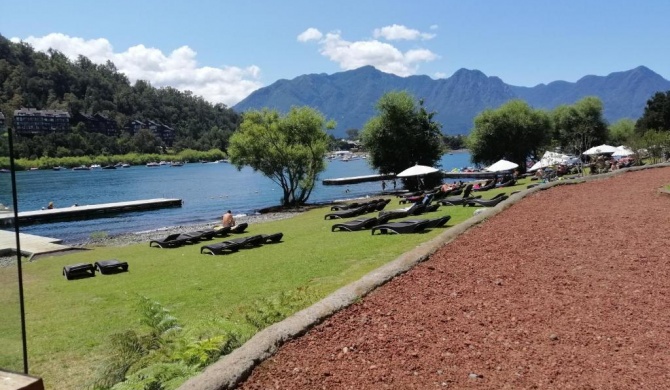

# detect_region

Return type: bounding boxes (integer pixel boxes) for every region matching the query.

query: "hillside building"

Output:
[124,119,175,146]
[71,112,119,137]
[13,108,70,136]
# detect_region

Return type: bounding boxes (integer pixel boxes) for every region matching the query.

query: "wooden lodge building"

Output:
[13,108,70,136]
[11,108,175,145]
[71,112,119,137]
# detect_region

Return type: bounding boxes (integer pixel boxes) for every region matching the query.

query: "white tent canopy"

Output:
[396,164,439,178]
[583,144,617,155]
[528,151,579,172]
[485,159,519,172]
[612,145,635,157]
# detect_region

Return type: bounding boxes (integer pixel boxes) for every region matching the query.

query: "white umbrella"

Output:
[583,144,617,155]
[485,159,518,172]
[396,164,439,178]
[612,146,634,157]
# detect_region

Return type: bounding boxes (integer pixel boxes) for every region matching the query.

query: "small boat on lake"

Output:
[122,163,131,168]
[72,165,91,171]
[102,165,117,170]
[90,164,101,169]
[53,166,62,171]
[170,161,184,167]
[146,162,160,167]
[158,161,168,166]
[0,169,10,173]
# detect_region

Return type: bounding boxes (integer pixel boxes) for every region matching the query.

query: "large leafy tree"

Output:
[636,90,670,133]
[552,96,608,155]
[468,99,550,172]
[228,107,332,207]
[361,91,443,187]
[608,118,636,146]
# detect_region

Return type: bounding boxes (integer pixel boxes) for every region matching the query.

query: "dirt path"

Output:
[240,168,670,389]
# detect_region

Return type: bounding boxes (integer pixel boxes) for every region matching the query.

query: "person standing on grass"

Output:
[222,210,236,227]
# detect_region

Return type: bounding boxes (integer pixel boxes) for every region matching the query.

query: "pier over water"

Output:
[0,198,182,225]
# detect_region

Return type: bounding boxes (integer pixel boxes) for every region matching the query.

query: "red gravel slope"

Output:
[241,168,670,389]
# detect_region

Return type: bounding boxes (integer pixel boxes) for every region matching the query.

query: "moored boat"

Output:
[72,165,91,171]
[146,162,160,167]
[102,165,117,170]
[53,166,62,171]
[122,163,131,168]
[90,164,101,169]
[170,161,184,167]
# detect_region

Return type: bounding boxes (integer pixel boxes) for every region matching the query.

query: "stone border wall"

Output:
[179,162,670,390]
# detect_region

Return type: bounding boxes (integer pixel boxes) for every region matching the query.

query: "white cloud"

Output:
[373,24,435,41]
[302,30,439,77]
[430,25,439,30]
[12,33,262,106]
[297,28,323,42]
[434,72,447,79]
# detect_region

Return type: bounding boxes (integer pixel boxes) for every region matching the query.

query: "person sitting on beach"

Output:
[222,210,236,227]
[47,201,54,209]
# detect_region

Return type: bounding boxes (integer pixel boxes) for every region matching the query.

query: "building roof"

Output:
[14,107,70,118]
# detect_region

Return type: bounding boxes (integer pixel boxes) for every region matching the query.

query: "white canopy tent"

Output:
[485,159,519,172]
[396,164,440,178]
[612,145,635,157]
[528,151,579,172]
[583,144,617,155]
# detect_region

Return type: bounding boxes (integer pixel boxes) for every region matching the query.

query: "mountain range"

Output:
[233,65,670,137]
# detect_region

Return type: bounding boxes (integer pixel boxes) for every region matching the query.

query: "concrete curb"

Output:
[179,162,670,390]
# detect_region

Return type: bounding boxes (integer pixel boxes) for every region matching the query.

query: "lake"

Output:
[4,152,472,243]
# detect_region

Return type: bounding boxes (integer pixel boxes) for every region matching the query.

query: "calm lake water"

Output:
[5,152,472,243]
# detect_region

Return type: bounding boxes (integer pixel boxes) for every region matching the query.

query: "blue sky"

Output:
[2,0,668,106]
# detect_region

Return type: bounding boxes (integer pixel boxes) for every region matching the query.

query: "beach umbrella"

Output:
[396,164,439,178]
[612,146,634,157]
[485,159,518,172]
[583,144,617,155]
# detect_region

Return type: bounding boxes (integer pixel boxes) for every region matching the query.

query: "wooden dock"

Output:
[0,229,74,260]
[322,173,396,185]
[0,198,182,225]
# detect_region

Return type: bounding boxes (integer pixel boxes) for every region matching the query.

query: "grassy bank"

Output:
[5,180,530,388]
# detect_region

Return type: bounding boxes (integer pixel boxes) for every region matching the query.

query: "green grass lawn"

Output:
[2,180,531,389]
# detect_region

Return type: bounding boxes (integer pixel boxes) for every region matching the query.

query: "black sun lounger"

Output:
[371,220,431,235]
[63,263,95,280]
[260,232,283,243]
[200,241,243,255]
[213,226,232,237]
[231,223,248,233]
[94,259,129,274]
[201,234,266,255]
[397,215,451,228]
[464,194,509,207]
[324,206,367,219]
[149,233,197,248]
[331,217,379,232]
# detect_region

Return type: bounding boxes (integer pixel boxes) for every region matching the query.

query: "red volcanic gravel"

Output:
[240,168,670,389]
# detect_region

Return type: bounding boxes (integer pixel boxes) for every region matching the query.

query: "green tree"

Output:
[636,90,670,133]
[228,107,332,207]
[608,118,636,146]
[132,128,162,154]
[361,91,443,184]
[468,100,550,172]
[552,96,608,155]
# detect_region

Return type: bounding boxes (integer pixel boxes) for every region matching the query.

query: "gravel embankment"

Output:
[239,167,670,389]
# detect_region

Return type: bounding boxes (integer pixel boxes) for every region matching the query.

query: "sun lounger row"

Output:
[149,223,248,248]
[330,198,390,211]
[325,199,391,219]
[200,232,283,255]
[332,215,451,234]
